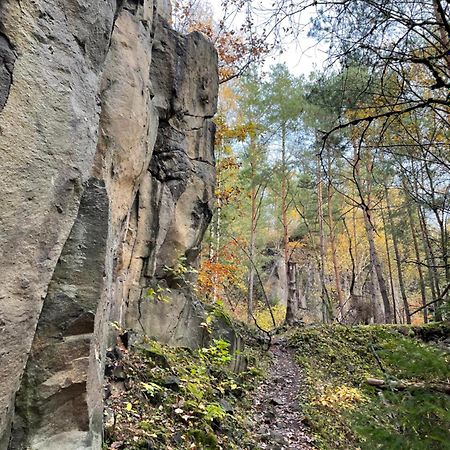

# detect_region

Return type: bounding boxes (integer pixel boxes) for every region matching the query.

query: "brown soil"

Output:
[251,340,315,449]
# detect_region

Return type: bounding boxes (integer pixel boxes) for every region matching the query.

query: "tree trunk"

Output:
[212,198,222,303]
[419,206,443,321]
[282,124,296,324]
[342,217,358,322]
[385,189,410,323]
[326,148,344,318]
[363,205,393,323]
[355,152,392,324]
[380,206,398,323]
[212,136,224,303]
[281,125,289,268]
[366,378,450,395]
[406,199,428,323]
[316,141,330,323]
[422,163,446,320]
[435,209,449,293]
[352,141,391,323]
[247,171,257,323]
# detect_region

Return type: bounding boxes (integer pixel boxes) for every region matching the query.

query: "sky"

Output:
[209,0,328,77]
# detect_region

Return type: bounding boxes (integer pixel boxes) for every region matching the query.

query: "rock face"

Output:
[264,254,289,306]
[0,1,219,448]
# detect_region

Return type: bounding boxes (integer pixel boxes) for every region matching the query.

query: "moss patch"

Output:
[290,324,450,449]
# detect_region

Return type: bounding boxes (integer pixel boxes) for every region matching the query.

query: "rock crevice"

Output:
[0,33,15,112]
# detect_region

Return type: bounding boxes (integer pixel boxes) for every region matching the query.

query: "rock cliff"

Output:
[0,0,219,448]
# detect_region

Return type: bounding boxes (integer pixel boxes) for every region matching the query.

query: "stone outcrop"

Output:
[0,0,220,448]
[264,253,289,306]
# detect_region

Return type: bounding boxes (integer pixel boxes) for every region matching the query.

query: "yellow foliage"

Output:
[254,304,286,331]
[313,385,366,410]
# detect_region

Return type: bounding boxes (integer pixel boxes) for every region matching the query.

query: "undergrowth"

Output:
[104,337,266,449]
[290,324,450,450]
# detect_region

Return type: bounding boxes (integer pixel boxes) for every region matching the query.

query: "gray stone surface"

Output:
[264,255,289,306]
[0,0,232,448]
[10,179,109,449]
[0,0,117,446]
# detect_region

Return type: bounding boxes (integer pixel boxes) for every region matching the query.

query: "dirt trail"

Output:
[252,340,315,449]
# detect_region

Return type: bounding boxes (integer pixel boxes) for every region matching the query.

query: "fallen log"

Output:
[366,378,450,395]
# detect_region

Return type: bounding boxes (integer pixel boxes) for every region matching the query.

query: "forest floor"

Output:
[289,323,450,450]
[251,339,315,449]
[103,322,450,450]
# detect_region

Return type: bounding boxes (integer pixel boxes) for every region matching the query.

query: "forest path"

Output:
[251,339,315,449]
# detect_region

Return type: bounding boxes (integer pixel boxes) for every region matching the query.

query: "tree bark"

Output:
[358,175,392,323]
[352,142,392,323]
[418,206,443,321]
[423,162,447,319]
[247,138,257,323]
[326,148,344,318]
[317,140,330,323]
[212,136,224,303]
[363,206,392,323]
[380,206,398,323]
[282,124,296,324]
[366,378,450,395]
[405,198,428,323]
[385,189,410,323]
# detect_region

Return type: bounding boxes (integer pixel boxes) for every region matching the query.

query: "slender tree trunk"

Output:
[351,188,362,303]
[212,199,222,303]
[420,206,443,321]
[326,149,344,318]
[281,125,289,267]
[418,206,442,322]
[342,217,358,322]
[212,138,224,303]
[380,206,398,323]
[434,209,447,321]
[247,164,257,322]
[416,179,441,302]
[356,155,392,323]
[363,207,392,323]
[406,199,428,323]
[423,163,446,320]
[435,210,449,289]
[432,0,450,128]
[368,263,379,323]
[385,189,410,323]
[316,142,330,323]
[282,125,296,324]
[208,223,214,261]
[352,197,359,269]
